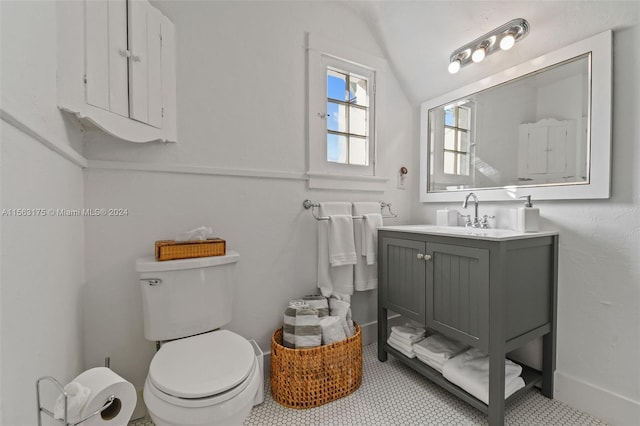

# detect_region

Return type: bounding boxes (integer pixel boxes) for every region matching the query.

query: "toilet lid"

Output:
[149,330,255,399]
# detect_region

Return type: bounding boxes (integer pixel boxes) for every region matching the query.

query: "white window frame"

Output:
[307,33,387,191]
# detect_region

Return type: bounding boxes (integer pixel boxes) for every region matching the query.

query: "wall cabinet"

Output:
[518,118,577,183]
[57,0,176,143]
[378,228,558,426]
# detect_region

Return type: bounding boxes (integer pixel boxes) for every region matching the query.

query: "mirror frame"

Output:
[420,30,611,202]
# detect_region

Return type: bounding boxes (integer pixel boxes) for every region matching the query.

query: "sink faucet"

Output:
[462,192,480,228]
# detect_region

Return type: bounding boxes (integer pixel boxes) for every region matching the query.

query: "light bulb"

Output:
[471,47,486,63]
[448,59,461,74]
[500,34,515,50]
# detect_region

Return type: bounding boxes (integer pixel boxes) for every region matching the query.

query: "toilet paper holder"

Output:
[36,375,116,426]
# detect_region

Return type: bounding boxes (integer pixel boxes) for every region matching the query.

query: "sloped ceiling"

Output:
[351,1,640,105]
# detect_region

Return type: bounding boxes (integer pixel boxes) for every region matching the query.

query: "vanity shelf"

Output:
[377,226,559,426]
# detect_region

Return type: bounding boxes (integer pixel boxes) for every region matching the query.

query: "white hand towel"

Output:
[416,352,447,373]
[53,381,91,423]
[317,203,354,297]
[328,215,357,266]
[353,202,382,291]
[362,213,383,265]
[320,316,348,345]
[442,348,525,405]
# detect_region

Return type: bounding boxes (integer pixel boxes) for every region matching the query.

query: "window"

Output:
[326,67,370,166]
[443,105,470,176]
[307,33,386,191]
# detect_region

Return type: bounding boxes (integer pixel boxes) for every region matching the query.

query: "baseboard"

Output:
[555,371,640,426]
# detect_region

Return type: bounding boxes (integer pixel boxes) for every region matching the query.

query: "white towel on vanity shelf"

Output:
[413,333,468,360]
[442,348,525,405]
[353,202,382,291]
[317,202,355,297]
[387,336,416,358]
[390,324,426,342]
[328,215,357,266]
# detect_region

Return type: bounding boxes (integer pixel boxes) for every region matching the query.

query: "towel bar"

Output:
[303,199,398,221]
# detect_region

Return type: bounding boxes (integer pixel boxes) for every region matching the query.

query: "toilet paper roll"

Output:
[72,367,137,426]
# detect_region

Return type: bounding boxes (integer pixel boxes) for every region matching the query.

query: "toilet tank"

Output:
[136,251,240,341]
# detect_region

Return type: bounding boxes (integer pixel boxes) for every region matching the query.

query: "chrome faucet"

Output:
[462,192,480,228]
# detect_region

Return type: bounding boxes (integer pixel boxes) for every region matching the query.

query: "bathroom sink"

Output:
[378,225,558,241]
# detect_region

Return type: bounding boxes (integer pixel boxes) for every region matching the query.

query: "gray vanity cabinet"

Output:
[378,228,558,426]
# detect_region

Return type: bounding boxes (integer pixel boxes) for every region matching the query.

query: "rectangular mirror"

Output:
[420,31,611,202]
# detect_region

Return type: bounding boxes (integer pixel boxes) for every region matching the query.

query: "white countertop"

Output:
[379,225,559,241]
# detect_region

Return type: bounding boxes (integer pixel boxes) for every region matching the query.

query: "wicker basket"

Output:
[155,238,225,261]
[270,323,362,409]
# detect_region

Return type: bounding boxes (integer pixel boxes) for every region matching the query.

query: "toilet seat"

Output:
[148,330,256,406]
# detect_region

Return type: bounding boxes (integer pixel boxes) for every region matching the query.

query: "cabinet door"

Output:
[85,0,129,117]
[380,237,426,324]
[128,0,163,128]
[426,243,489,348]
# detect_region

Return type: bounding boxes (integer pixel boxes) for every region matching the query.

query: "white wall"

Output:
[0,1,86,424]
[81,0,414,410]
[411,25,640,425]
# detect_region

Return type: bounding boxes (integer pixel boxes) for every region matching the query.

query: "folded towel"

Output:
[387,336,416,358]
[302,295,329,317]
[283,302,321,349]
[317,202,354,297]
[389,331,425,346]
[413,333,468,360]
[328,215,357,266]
[442,348,525,405]
[329,297,355,336]
[391,324,426,341]
[362,213,383,265]
[416,352,447,373]
[320,316,348,345]
[388,334,418,354]
[53,381,91,423]
[353,202,382,291]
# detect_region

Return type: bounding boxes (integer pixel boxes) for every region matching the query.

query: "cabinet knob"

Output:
[417,253,431,261]
[119,49,131,58]
[131,55,141,63]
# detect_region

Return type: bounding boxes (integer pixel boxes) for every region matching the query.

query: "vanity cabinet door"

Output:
[426,243,489,349]
[380,237,426,324]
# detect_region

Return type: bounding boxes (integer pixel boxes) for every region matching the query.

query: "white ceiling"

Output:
[349,1,640,104]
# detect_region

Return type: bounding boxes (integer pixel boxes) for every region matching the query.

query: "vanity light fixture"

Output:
[448,18,529,74]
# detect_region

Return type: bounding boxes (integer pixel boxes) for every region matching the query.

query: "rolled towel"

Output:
[320,316,348,345]
[329,297,355,336]
[302,295,329,317]
[53,381,91,423]
[283,301,321,349]
[442,348,525,405]
[391,324,426,341]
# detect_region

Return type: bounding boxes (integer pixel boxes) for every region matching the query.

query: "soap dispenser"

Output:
[517,195,539,232]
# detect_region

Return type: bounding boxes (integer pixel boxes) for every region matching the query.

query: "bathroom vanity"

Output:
[377,225,558,426]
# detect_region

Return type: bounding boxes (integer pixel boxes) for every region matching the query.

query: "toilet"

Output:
[136,251,263,426]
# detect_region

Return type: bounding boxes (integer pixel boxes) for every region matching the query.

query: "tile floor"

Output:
[130,343,608,426]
